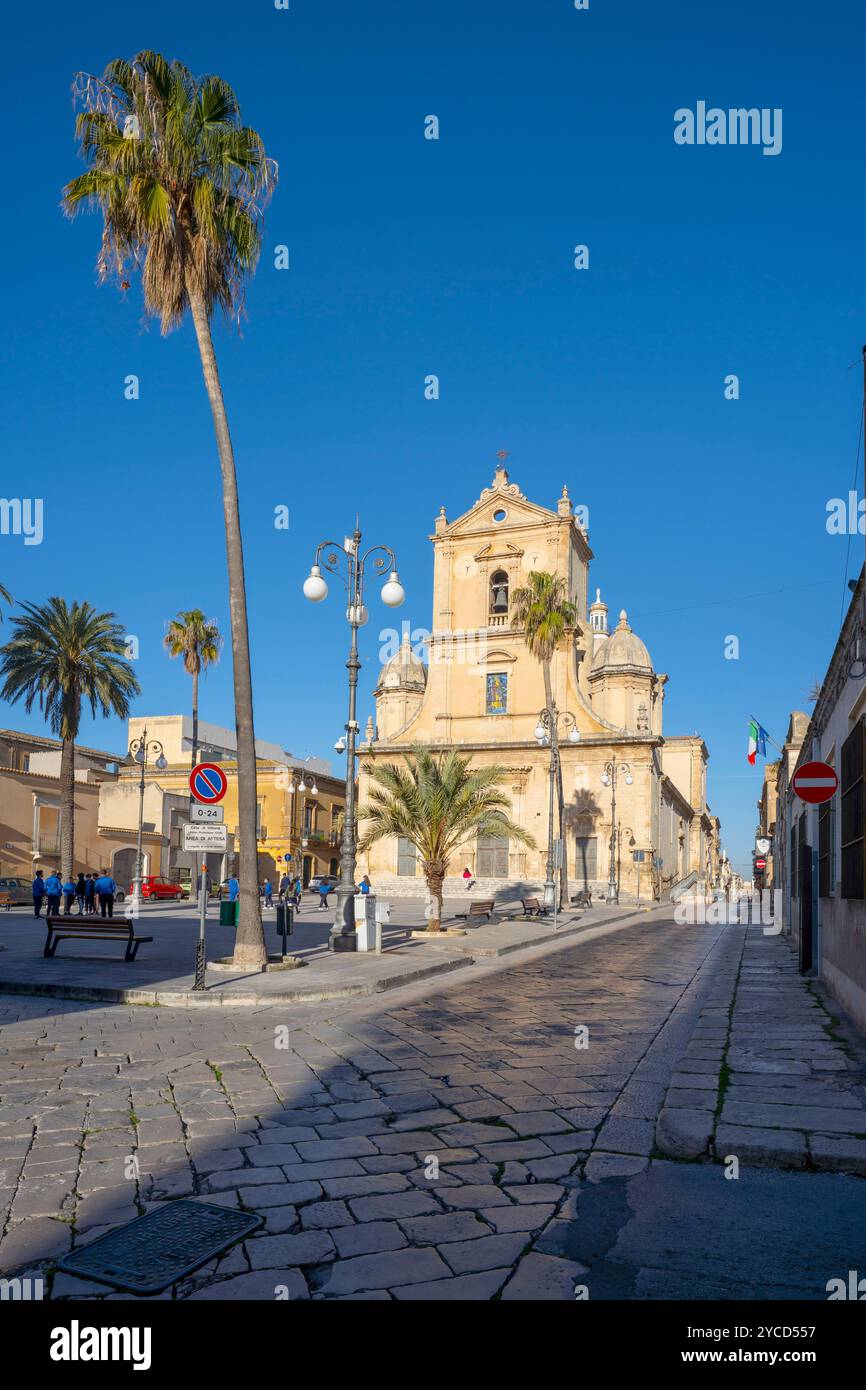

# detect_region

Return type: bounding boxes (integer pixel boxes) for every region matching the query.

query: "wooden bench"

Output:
[519,896,549,919]
[454,899,496,925]
[43,914,153,962]
[571,890,592,909]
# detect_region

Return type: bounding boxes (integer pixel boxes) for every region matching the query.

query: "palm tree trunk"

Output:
[59,736,75,882]
[425,866,445,932]
[191,666,199,771]
[185,274,265,969]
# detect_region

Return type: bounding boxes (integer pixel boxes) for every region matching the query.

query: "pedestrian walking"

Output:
[317,880,332,911]
[75,873,87,914]
[62,877,76,914]
[227,874,239,903]
[94,870,116,918]
[32,870,46,918]
[462,866,475,890]
[84,873,96,914]
[293,875,303,911]
[263,878,273,909]
[44,870,62,917]
[357,874,372,894]
[196,866,211,911]
[278,873,290,902]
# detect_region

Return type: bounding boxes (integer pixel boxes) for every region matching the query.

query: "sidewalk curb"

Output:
[0,906,656,1008]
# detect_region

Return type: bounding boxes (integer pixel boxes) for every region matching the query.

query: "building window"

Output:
[489,569,509,616]
[486,672,508,715]
[574,836,598,887]
[397,836,417,876]
[818,795,835,898]
[840,721,864,898]
[477,834,508,877]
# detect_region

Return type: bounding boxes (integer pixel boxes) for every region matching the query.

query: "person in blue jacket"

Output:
[227,875,239,903]
[62,877,76,915]
[94,871,116,918]
[32,870,46,918]
[44,870,62,917]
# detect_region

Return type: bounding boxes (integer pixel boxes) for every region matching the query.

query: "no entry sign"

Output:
[189,762,228,804]
[792,761,838,805]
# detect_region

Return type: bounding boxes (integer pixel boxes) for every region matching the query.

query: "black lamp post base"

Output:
[329,931,357,953]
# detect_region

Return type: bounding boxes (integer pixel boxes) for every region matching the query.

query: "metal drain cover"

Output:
[58,1201,263,1295]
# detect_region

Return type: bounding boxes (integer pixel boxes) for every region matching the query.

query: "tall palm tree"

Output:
[358,746,535,932]
[163,610,222,770]
[0,599,140,880]
[512,571,577,906]
[62,52,277,968]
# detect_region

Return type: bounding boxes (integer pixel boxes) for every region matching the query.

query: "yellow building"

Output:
[98,716,345,890]
[358,467,717,901]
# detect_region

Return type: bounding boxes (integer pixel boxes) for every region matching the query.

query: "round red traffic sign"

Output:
[189,762,228,804]
[792,761,838,805]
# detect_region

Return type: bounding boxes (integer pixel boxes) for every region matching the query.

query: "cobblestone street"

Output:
[2,913,865,1301]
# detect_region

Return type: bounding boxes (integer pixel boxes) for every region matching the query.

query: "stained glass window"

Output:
[486,672,508,715]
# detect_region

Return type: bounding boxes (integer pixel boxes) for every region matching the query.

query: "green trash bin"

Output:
[219,899,238,927]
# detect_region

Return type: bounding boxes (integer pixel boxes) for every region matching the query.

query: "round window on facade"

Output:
[493,508,507,522]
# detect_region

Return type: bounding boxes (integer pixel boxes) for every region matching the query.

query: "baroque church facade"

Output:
[357,468,720,900]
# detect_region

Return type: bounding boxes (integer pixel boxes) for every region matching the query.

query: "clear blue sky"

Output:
[3,0,865,876]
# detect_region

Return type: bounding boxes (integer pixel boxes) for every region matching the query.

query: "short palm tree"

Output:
[358,747,535,931]
[512,571,577,906]
[163,610,222,769]
[0,599,140,880]
[62,52,277,968]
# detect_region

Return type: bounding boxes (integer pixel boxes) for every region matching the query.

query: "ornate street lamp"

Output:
[303,523,404,950]
[601,761,633,903]
[128,728,167,912]
[535,706,580,911]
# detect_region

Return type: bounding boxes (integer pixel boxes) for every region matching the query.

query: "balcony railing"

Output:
[34,833,60,854]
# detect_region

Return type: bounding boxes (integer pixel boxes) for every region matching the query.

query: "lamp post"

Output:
[129,728,167,913]
[535,707,580,911]
[600,761,632,903]
[287,770,319,887]
[304,523,405,950]
[619,824,637,902]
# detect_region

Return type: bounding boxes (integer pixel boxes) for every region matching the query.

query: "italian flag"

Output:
[747,719,765,765]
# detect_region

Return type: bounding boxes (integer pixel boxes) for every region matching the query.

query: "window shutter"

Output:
[840,720,865,899]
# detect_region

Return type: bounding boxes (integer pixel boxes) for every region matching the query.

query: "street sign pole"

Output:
[192,860,207,992]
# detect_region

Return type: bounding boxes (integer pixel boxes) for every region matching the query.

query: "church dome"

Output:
[377,632,427,692]
[592,609,652,672]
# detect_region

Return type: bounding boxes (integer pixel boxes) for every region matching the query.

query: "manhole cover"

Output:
[57,1201,263,1295]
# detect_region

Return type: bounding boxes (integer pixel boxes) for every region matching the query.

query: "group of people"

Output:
[258,873,373,912]
[32,870,118,919]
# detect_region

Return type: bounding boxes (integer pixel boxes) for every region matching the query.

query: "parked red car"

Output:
[136,876,187,902]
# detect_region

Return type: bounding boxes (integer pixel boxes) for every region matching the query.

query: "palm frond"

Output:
[63,50,278,332]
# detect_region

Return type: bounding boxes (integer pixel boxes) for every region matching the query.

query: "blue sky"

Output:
[2,0,865,875]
